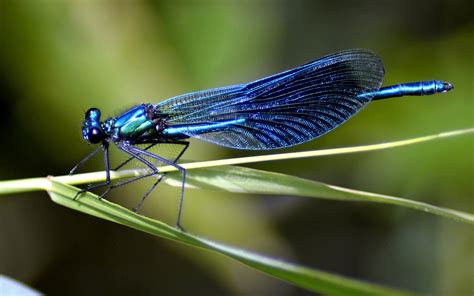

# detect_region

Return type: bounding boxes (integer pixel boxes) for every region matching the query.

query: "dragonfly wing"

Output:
[156,49,384,150]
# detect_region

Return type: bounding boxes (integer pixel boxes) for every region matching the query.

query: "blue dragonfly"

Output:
[70,49,453,230]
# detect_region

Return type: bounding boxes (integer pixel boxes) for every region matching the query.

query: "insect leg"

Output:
[114,143,157,171]
[132,141,189,213]
[99,141,188,201]
[74,141,111,199]
[69,144,103,175]
[126,144,187,231]
[103,142,161,195]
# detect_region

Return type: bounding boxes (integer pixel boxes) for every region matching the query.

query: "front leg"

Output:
[69,144,103,175]
[73,141,111,200]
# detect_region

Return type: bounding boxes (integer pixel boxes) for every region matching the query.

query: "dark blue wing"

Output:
[156,49,384,150]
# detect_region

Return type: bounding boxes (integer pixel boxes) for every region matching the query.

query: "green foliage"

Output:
[165,166,473,224]
[0,129,472,294]
[46,180,413,296]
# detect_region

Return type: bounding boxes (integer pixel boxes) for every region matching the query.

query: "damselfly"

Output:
[71,49,453,230]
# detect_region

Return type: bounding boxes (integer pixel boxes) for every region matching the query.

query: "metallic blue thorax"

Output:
[107,104,158,143]
[100,104,248,144]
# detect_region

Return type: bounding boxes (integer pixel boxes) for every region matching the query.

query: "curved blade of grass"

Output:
[46,179,414,296]
[0,128,470,293]
[164,166,474,224]
[44,127,473,186]
[0,128,472,223]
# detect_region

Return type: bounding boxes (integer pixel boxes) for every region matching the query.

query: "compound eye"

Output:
[85,108,101,120]
[87,127,103,144]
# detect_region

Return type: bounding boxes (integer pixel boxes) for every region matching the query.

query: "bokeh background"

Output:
[1,1,473,295]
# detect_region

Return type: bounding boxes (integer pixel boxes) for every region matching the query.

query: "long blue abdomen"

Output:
[367,80,453,101]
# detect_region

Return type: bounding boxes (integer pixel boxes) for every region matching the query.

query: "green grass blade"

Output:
[47,127,474,186]
[168,127,474,172]
[0,128,471,223]
[164,166,474,224]
[47,179,415,296]
[0,178,51,195]
[0,128,470,293]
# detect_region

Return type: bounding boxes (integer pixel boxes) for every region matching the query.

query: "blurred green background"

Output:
[1,0,472,295]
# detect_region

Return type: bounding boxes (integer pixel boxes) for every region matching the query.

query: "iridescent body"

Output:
[72,49,453,230]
